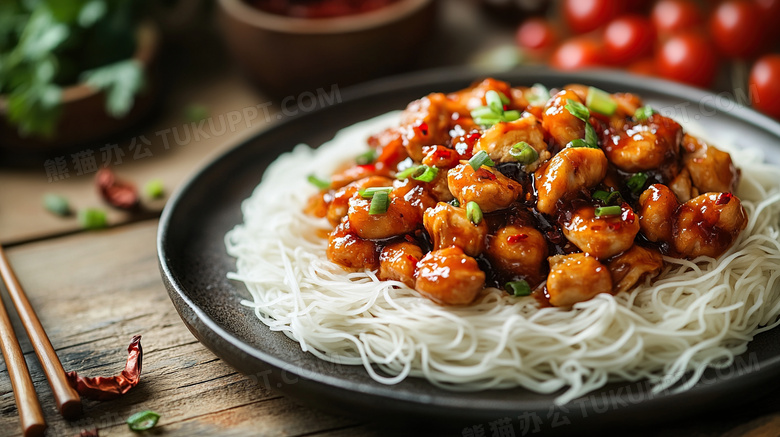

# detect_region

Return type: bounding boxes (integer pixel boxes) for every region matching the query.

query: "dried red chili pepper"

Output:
[66,335,142,401]
[95,169,139,210]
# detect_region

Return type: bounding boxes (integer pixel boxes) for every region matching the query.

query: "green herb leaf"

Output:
[626,172,648,193]
[595,206,622,217]
[592,190,610,203]
[307,174,330,190]
[358,186,392,198]
[468,150,495,171]
[368,190,389,215]
[42,193,70,216]
[634,105,655,122]
[143,179,164,199]
[509,142,539,164]
[506,280,531,297]
[566,139,598,149]
[127,410,160,432]
[565,99,590,122]
[355,149,378,165]
[466,201,483,225]
[586,86,617,116]
[585,123,599,148]
[78,208,107,229]
[81,59,145,118]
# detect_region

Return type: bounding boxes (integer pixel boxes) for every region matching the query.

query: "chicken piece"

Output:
[447,162,522,213]
[330,162,392,190]
[423,202,488,256]
[602,115,682,173]
[561,204,640,259]
[682,134,739,194]
[486,224,548,283]
[472,113,550,170]
[347,179,434,240]
[542,89,587,147]
[415,247,486,305]
[379,241,423,288]
[327,218,379,270]
[638,184,678,243]
[427,170,455,203]
[673,192,748,258]
[422,145,460,169]
[668,167,696,203]
[607,245,664,294]
[546,253,613,307]
[534,147,608,215]
[447,78,515,112]
[326,176,394,226]
[400,92,457,161]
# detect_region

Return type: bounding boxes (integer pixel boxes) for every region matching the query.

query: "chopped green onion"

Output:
[592,190,610,203]
[395,165,421,179]
[144,179,165,199]
[595,205,622,217]
[506,280,531,297]
[502,110,521,122]
[473,115,502,127]
[359,186,393,198]
[586,86,617,116]
[634,105,655,122]
[413,165,438,182]
[468,150,495,171]
[355,149,377,165]
[565,99,590,122]
[127,410,160,432]
[449,198,460,207]
[486,90,504,113]
[43,193,71,216]
[626,172,648,193]
[498,91,510,105]
[368,190,389,215]
[78,208,107,230]
[470,106,497,118]
[584,122,599,147]
[509,142,539,164]
[566,139,598,149]
[606,191,624,205]
[307,174,331,190]
[466,201,483,225]
[526,83,550,106]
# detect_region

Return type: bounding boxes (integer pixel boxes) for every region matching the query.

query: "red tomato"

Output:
[651,0,702,34]
[603,15,656,65]
[563,0,622,33]
[628,58,657,76]
[516,18,557,51]
[710,1,764,59]
[749,54,780,119]
[656,32,717,88]
[550,37,604,70]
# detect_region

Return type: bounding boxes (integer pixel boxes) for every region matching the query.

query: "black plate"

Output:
[157,68,780,433]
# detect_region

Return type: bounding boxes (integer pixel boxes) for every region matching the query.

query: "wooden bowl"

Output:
[217,0,437,97]
[0,22,160,151]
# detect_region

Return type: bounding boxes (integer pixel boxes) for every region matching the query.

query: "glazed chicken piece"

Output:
[602,114,682,173]
[400,92,460,161]
[607,245,664,294]
[561,204,640,259]
[542,89,587,147]
[415,247,486,305]
[485,224,548,283]
[546,253,613,307]
[447,162,522,213]
[674,192,748,258]
[682,134,739,194]
[327,218,379,270]
[668,167,696,202]
[423,202,488,257]
[447,78,516,112]
[326,176,395,226]
[472,113,550,170]
[638,184,679,243]
[379,241,423,288]
[534,147,608,215]
[347,178,435,240]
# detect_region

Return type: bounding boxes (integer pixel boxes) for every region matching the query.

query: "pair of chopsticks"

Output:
[0,245,82,436]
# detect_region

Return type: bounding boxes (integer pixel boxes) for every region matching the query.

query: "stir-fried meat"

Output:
[415,247,486,305]
[547,253,613,307]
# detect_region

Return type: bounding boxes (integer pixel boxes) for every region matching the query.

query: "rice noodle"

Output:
[225,112,780,404]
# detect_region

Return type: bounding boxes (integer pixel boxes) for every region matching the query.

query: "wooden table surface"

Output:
[1,2,780,436]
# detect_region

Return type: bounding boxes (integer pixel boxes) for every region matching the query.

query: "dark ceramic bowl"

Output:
[158,67,780,433]
[217,0,436,97]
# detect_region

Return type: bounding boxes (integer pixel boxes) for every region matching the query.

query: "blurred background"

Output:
[1,0,779,243]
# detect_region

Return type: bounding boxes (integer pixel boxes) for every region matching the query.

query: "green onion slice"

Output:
[307,174,331,190]
[486,90,504,113]
[595,205,622,217]
[355,149,377,165]
[78,208,107,230]
[43,193,71,216]
[468,150,495,171]
[592,190,610,203]
[626,172,648,193]
[368,190,389,215]
[395,165,421,179]
[473,115,502,127]
[413,165,438,182]
[634,105,655,122]
[144,179,165,199]
[502,110,521,122]
[359,186,392,198]
[526,83,550,106]
[449,198,460,207]
[586,86,617,116]
[606,191,624,205]
[565,99,590,122]
[470,106,497,118]
[127,410,160,432]
[506,280,531,297]
[466,201,483,225]
[509,142,539,164]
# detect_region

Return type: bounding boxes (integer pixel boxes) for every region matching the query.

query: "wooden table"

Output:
[2,2,780,436]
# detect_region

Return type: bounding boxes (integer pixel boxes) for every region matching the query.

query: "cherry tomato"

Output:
[710,1,764,59]
[656,32,717,88]
[604,15,656,65]
[651,0,702,34]
[516,18,557,52]
[563,0,622,34]
[749,54,780,119]
[628,57,657,76]
[550,37,604,70]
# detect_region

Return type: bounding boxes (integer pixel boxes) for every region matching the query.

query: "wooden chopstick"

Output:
[0,245,82,420]
[0,287,46,437]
